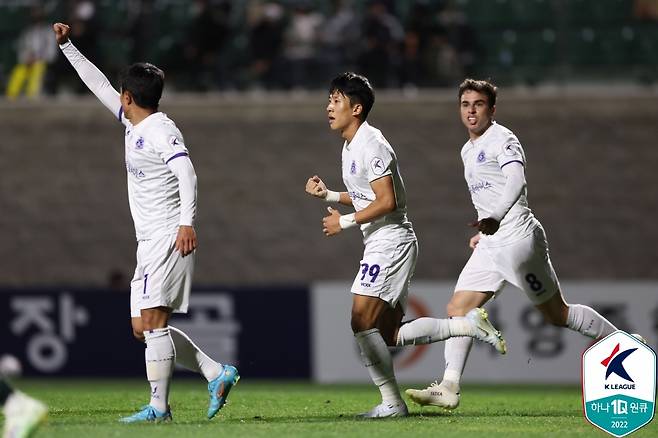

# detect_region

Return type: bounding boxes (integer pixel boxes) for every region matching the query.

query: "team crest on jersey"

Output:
[135,137,144,149]
[350,160,357,175]
[477,150,486,162]
[370,157,386,176]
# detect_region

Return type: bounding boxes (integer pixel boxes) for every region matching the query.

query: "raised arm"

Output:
[53,23,122,120]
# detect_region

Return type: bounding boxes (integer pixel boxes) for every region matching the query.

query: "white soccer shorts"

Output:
[130,233,194,317]
[454,225,560,305]
[350,238,418,310]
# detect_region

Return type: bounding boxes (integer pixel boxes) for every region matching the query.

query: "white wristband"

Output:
[324,190,340,203]
[339,213,357,229]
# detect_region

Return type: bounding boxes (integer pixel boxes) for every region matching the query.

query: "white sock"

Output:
[144,327,175,412]
[566,304,617,339]
[169,326,222,382]
[355,328,401,404]
[396,317,474,346]
[441,330,474,392]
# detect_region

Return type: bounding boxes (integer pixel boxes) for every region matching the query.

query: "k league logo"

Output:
[582,331,656,437]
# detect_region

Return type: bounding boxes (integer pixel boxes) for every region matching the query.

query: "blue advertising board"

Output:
[0,287,310,378]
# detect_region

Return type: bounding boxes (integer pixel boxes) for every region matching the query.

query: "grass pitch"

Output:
[3,379,656,437]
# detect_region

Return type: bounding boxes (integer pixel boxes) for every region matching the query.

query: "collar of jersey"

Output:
[131,111,163,130]
[345,121,370,150]
[469,121,497,147]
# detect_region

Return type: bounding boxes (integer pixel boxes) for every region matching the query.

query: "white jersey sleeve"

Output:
[167,156,197,226]
[489,161,526,221]
[364,141,393,182]
[496,137,525,169]
[59,41,123,123]
[152,125,189,164]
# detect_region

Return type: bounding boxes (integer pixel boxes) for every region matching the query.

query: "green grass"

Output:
[2,379,657,437]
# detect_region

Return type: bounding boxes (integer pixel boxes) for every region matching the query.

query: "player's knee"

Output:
[446,301,469,317]
[351,310,376,333]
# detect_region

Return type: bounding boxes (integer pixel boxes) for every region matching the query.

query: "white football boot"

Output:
[466,307,507,354]
[406,381,460,409]
[2,391,48,438]
[358,400,409,418]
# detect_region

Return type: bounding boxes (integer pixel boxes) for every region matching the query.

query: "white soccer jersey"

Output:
[121,110,190,240]
[461,121,538,246]
[342,122,415,243]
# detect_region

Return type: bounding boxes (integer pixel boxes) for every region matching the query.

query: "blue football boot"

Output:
[207,365,240,419]
[119,405,172,423]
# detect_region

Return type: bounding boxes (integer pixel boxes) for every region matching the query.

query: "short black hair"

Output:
[329,72,375,121]
[119,63,165,111]
[458,78,497,108]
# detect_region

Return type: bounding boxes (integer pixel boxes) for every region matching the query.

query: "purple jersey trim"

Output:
[118,107,123,122]
[165,152,189,164]
[500,160,524,169]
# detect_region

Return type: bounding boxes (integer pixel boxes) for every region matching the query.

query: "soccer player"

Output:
[1,377,47,438]
[406,79,619,410]
[305,73,506,418]
[52,23,239,423]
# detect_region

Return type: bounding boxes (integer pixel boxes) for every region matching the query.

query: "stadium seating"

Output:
[0,0,655,91]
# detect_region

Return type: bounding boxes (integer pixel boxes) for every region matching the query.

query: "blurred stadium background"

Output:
[1,0,657,392]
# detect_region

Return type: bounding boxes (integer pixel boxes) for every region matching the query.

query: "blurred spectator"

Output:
[423,26,462,86]
[5,5,57,100]
[634,0,658,19]
[180,0,232,91]
[282,1,323,89]
[401,1,436,88]
[247,1,286,89]
[128,0,157,64]
[435,2,477,78]
[358,0,404,88]
[317,0,360,81]
[47,0,99,95]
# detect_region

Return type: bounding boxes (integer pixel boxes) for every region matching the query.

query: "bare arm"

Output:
[354,176,396,224]
[322,176,396,236]
[53,23,122,119]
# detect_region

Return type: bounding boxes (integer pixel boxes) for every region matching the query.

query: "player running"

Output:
[406,79,620,410]
[305,73,506,418]
[52,22,238,423]
[1,377,47,438]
